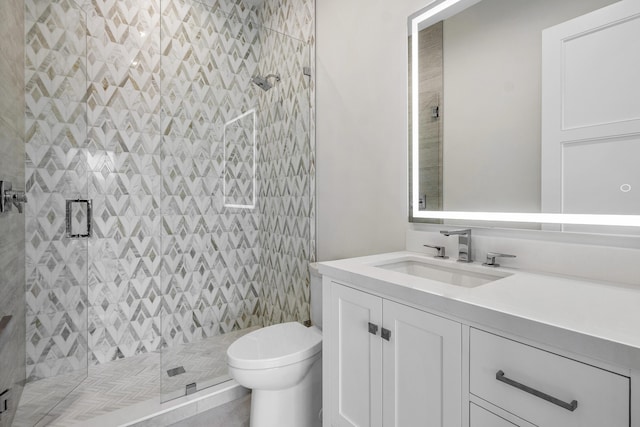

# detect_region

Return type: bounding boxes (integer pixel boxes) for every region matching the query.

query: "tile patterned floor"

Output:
[167,394,250,427]
[14,327,257,427]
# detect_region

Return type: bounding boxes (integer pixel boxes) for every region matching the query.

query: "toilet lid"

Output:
[227,322,322,370]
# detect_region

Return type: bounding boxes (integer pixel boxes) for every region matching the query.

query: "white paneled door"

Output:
[542,0,640,222]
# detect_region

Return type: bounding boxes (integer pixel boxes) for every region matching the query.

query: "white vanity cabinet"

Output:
[326,281,462,427]
[319,250,640,427]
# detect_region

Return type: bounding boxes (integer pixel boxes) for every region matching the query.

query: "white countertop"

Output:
[318,251,640,372]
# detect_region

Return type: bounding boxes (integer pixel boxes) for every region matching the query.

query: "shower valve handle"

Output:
[0,181,27,214]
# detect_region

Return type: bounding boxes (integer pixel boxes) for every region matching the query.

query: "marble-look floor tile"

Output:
[14,327,256,427]
[168,394,250,427]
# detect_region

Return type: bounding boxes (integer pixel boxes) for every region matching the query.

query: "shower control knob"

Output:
[0,181,28,214]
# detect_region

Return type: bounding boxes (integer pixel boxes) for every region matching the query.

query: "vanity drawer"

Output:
[470,328,629,427]
[470,403,518,427]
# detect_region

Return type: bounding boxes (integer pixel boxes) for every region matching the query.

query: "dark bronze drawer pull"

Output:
[496,370,578,412]
[368,322,378,335]
[381,327,391,341]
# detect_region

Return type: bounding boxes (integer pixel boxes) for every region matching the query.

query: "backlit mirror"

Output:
[409,0,640,232]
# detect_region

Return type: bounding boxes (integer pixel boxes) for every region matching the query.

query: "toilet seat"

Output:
[227,322,322,370]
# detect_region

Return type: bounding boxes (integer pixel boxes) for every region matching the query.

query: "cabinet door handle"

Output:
[381,327,391,341]
[368,322,378,335]
[495,370,578,412]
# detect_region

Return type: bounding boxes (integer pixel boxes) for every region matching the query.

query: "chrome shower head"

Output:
[251,75,272,91]
[251,74,280,91]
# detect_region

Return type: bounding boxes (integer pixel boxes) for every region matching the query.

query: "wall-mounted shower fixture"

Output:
[251,74,280,91]
[0,181,27,214]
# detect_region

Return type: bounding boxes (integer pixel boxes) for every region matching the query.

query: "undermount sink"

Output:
[373,257,511,288]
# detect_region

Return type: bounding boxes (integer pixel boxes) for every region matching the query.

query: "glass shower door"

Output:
[18,0,89,424]
[159,1,262,402]
[159,0,312,402]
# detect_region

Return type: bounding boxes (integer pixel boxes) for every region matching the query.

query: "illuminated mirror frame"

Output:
[409,0,640,228]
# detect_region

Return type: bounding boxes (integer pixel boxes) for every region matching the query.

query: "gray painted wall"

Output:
[0,0,26,424]
[316,0,427,261]
[442,0,617,213]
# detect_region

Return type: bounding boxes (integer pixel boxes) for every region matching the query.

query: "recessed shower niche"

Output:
[224,109,256,209]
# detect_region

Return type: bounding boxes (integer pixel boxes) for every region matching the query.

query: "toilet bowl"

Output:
[227,321,322,427]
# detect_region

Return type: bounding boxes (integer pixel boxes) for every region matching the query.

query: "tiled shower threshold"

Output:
[14,327,257,426]
[88,379,249,427]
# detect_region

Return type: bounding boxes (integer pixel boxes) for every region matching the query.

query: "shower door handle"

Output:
[66,199,92,238]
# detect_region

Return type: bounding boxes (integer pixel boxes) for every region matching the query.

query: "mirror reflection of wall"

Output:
[417,22,443,212]
[413,0,620,214]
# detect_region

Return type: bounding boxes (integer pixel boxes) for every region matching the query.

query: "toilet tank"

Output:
[309,263,322,330]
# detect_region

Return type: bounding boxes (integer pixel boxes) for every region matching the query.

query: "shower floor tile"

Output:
[14,327,257,427]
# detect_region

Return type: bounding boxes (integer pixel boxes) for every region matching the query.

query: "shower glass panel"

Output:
[19,0,89,424]
[159,0,311,402]
[11,0,313,421]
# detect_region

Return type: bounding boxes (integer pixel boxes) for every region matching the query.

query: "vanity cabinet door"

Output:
[382,299,462,427]
[329,283,383,427]
[327,282,463,427]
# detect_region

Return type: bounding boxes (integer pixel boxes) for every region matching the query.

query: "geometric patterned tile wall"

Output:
[257,0,315,326]
[25,0,315,380]
[24,0,89,381]
[159,0,262,357]
[260,0,315,43]
[85,0,163,364]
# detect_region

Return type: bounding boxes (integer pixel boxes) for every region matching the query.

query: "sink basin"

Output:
[374,257,510,288]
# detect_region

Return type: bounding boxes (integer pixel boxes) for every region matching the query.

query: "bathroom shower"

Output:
[4,0,314,423]
[251,73,281,91]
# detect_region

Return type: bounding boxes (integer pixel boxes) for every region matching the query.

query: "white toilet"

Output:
[226,264,323,427]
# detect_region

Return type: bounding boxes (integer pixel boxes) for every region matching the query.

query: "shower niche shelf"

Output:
[223,109,256,209]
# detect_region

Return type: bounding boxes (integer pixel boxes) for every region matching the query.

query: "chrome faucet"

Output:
[440,229,472,262]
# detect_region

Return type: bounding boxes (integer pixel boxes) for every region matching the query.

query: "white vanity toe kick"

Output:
[318,251,640,371]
